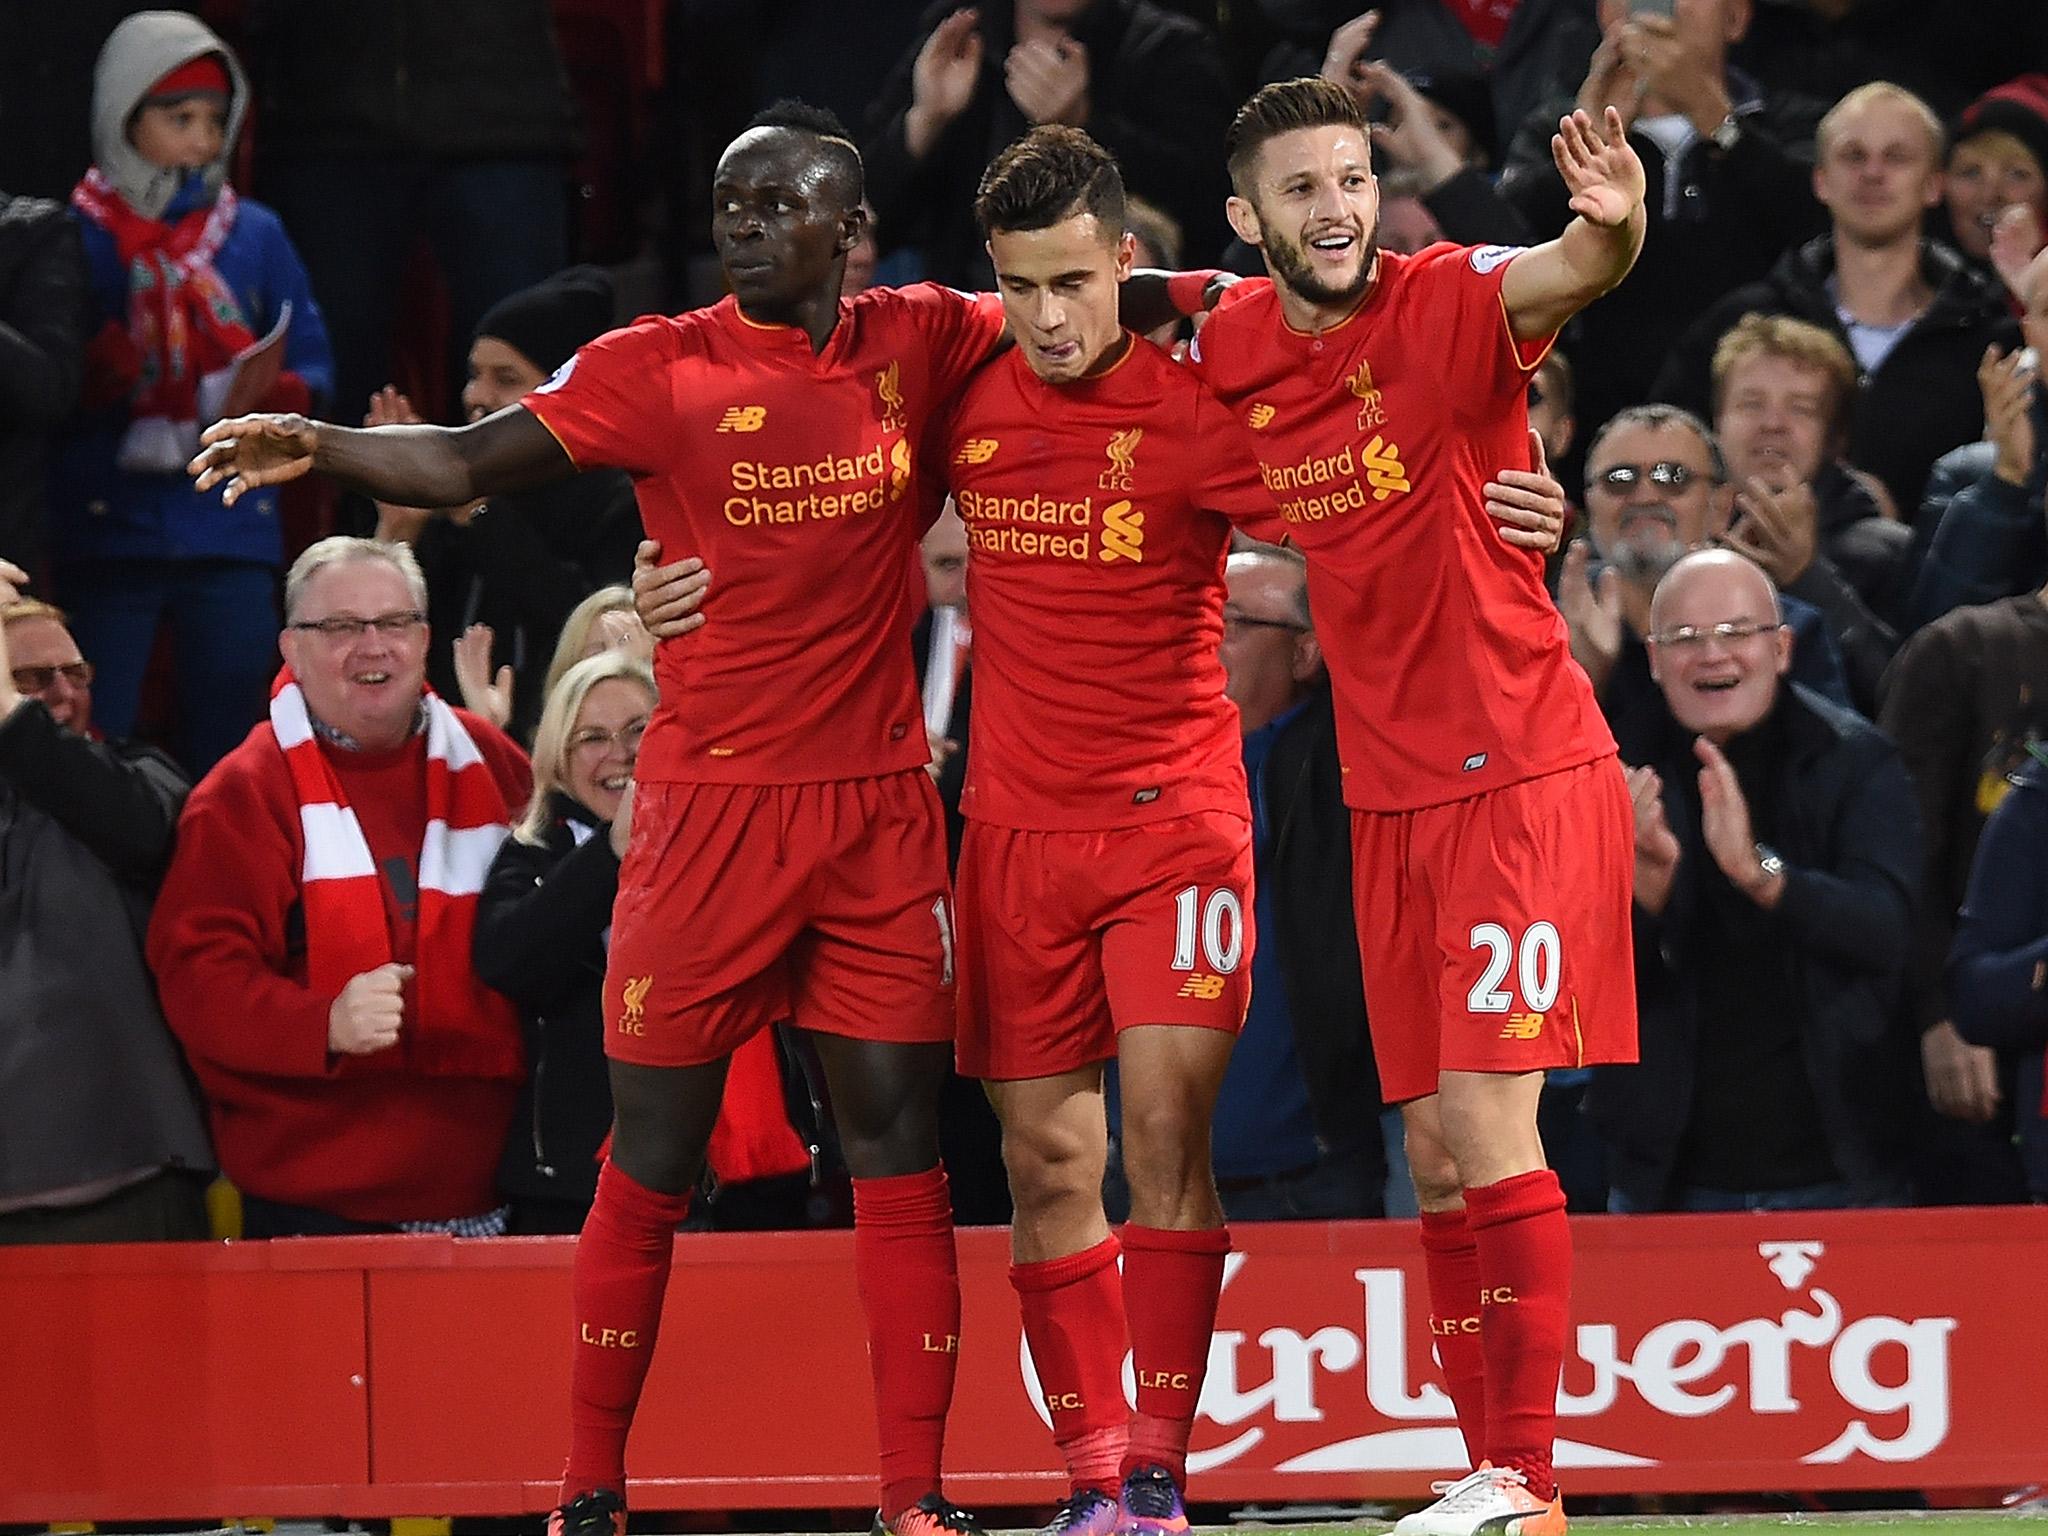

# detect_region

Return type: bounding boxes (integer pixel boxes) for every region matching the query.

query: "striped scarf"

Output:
[270,670,522,1079]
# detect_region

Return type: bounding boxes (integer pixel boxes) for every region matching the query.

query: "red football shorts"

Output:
[1349,755,1638,1103]
[954,809,1255,1082]
[602,771,956,1067]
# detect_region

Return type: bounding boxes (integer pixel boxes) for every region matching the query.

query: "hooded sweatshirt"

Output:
[55,10,333,570]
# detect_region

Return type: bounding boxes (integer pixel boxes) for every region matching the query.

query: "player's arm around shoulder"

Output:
[1499,106,1648,341]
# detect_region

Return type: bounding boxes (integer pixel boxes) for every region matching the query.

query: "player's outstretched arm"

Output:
[1499,106,1646,341]
[189,405,573,510]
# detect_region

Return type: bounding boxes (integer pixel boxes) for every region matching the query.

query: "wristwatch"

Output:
[1753,842,1785,885]
[1710,113,1744,153]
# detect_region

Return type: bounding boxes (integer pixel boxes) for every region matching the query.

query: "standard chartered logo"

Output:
[1099,500,1145,562]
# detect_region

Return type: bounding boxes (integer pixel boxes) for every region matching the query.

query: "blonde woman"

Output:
[473,652,809,1233]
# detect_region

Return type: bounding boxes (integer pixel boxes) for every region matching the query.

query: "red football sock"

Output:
[853,1165,961,1522]
[1011,1234,1130,1496]
[562,1159,691,1503]
[1120,1223,1229,1484]
[1418,1206,1487,1470]
[1465,1169,1571,1502]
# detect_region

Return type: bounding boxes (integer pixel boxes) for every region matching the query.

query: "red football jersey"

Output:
[944,337,1277,830]
[1187,245,1614,811]
[523,285,1005,785]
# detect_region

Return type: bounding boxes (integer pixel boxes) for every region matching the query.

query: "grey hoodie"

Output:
[91,10,250,222]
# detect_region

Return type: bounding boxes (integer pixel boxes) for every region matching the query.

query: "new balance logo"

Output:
[1247,403,1276,430]
[956,438,999,465]
[1499,1011,1545,1040]
[716,405,766,432]
[1177,974,1227,1000]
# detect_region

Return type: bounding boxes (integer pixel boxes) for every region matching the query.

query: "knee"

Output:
[608,1108,701,1198]
[1002,1123,1105,1220]
[1404,1128,1464,1211]
[837,1097,941,1181]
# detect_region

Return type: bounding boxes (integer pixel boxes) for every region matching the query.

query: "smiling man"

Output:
[1589,547,1919,1214]
[187,100,1012,1536]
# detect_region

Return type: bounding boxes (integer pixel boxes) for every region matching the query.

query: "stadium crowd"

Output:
[5,0,2048,1255]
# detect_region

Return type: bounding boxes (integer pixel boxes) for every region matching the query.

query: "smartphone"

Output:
[1628,0,1678,15]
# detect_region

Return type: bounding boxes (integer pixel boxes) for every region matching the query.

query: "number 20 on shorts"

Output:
[1466,920,1560,1014]
[1171,884,1245,973]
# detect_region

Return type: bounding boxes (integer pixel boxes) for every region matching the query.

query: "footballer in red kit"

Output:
[1182,78,1652,1536]
[191,102,1008,1536]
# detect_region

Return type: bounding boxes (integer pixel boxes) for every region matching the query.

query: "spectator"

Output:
[1591,548,1919,1211]
[475,651,814,1234]
[146,537,532,1237]
[1942,75,2048,280]
[1181,543,1384,1220]
[1876,546,2048,1206]
[0,573,213,1244]
[1948,746,2048,1202]
[54,11,334,775]
[248,0,579,429]
[1499,0,1828,440]
[1909,252,2048,625]
[541,584,654,709]
[1557,404,1851,750]
[1529,349,1577,477]
[1244,0,1602,168]
[370,266,644,742]
[1317,15,1534,247]
[864,0,1235,285]
[1707,313,1909,710]
[1655,82,2018,520]
[0,186,88,580]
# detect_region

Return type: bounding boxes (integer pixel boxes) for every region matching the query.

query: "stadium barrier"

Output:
[3,1208,2044,1521]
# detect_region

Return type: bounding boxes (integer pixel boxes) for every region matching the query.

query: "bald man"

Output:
[1588,548,1920,1214]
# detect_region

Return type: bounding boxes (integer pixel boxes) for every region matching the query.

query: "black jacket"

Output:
[0,702,213,1203]
[1261,681,1386,1165]
[1500,77,1828,441]
[865,0,1236,284]
[245,0,581,161]
[1652,236,2020,516]
[1907,404,2048,630]
[1947,752,2048,1198]
[0,194,87,579]
[418,470,643,743]
[473,793,621,1210]
[1588,685,1921,1208]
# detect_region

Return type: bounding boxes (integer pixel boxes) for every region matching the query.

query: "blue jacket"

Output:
[54,188,332,569]
[1947,751,2048,1199]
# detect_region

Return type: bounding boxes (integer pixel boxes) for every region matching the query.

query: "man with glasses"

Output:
[147,536,533,1239]
[1559,403,1854,766]
[0,563,215,1244]
[1589,546,1919,1212]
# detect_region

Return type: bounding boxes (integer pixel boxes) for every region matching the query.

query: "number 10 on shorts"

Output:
[1171,885,1244,973]
[1467,920,1560,1016]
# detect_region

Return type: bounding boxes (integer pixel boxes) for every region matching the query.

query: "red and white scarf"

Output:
[71,166,254,466]
[270,669,522,1079]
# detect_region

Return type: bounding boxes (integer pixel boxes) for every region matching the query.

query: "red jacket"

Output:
[147,709,532,1224]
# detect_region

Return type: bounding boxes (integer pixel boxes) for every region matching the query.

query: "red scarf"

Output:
[71,166,254,434]
[269,669,522,1080]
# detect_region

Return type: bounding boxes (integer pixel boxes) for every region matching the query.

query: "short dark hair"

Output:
[975,126,1125,238]
[738,98,863,204]
[1226,78,1366,197]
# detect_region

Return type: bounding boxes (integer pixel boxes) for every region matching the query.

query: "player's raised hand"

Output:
[452,624,514,731]
[631,540,711,640]
[1558,538,1623,692]
[190,414,319,505]
[1483,427,1568,553]
[328,962,413,1055]
[1553,107,1646,230]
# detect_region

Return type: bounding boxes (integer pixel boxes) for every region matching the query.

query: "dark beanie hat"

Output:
[1955,74,2048,178]
[474,265,616,376]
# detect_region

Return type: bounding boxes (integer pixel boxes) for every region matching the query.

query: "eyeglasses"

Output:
[1591,461,1706,494]
[1223,609,1308,637]
[288,611,426,640]
[569,719,648,756]
[1647,620,1777,650]
[11,661,93,693]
